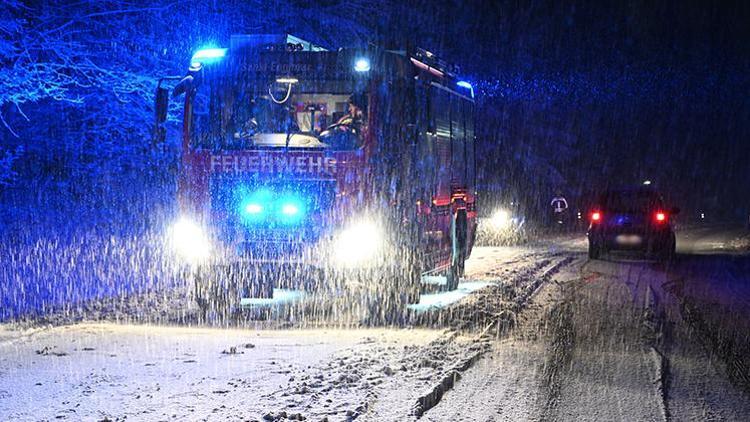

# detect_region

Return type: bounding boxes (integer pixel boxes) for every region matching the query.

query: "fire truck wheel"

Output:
[405,283,421,305]
[368,287,412,326]
[446,261,460,291]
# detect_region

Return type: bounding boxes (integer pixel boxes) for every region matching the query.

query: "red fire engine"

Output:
[155,34,477,313]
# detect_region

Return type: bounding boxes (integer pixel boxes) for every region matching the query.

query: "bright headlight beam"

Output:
[170,218,210,262]
[490,209,511,229]
[354,58,371,72]
[276,195,305,224]
[333,220,382,267]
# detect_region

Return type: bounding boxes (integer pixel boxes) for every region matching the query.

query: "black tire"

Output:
[446,261,460,291]
[588,241,601,260]
[193,274,210,319]
[239,265,274,298]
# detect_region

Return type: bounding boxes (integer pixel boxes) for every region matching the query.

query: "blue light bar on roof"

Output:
[192,48,227,61]
[457,80,475,98]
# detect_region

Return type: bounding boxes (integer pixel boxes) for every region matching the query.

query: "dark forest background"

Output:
[1,0,749,236]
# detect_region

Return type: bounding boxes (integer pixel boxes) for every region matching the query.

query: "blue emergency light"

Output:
[277,196,306,225]
[239,189,271,223]
[192,47,227,61]
[457,80,475,98]
[238,189,306,225]
[282,204,299,216]
[245,203,263,214]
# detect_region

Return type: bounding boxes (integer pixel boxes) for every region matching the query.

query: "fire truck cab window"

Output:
[318,93,367,150]
[196,79,368,151]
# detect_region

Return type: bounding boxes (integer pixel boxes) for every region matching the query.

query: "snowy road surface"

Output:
[1,226,749,420]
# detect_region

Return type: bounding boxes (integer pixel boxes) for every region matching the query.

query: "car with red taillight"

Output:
[587,187,678,261]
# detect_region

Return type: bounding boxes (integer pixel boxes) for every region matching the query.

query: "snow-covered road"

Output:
[426,225,750,421]
[1,226,749,421]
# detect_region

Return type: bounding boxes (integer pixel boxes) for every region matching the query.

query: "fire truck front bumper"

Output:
[184,245,394,295]
[168,217,391,284]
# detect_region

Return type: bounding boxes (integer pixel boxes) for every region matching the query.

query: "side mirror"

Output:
[155,87,169,124]
[172,75,194,98]
[671,206,681,215]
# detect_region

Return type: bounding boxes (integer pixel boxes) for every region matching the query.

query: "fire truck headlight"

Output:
[170,218,210,262]
[333,220,383,267]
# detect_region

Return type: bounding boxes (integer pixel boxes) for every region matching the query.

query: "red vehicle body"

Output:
[156,35,477,310]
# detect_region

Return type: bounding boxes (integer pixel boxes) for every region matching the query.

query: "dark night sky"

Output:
[383,0,750,216]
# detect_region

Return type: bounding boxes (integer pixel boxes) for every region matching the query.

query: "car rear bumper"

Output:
[587,228,674,251]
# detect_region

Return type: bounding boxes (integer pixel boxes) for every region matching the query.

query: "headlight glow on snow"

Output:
[490,209,511,229]
[170,218,210,262]
[333,220,383,267]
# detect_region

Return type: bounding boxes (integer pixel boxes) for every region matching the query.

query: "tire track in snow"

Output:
[598,264,672,422]
[678,296,750,392]
[661,267,750,395]
[411,255,575,419]
[537,298,575,420]
[415,254,574,331]
[643,284,671,422]
[542,261,671,421]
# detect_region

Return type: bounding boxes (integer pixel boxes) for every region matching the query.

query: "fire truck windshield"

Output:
[192,79,367,151]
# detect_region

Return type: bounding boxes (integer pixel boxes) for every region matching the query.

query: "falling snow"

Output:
[1,1,750,421]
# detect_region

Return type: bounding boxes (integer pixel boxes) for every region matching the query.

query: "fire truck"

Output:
[155,34,477,313]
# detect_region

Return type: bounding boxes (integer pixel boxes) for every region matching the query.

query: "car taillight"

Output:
[654,211,667,223]
[591,211,602,222]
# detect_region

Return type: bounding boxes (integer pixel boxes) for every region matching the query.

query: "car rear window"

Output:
[599,190,662,213]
